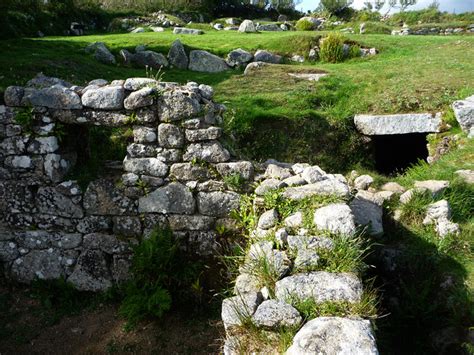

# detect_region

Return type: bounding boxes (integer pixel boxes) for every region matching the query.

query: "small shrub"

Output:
[348,44,361,59]
[119,227,202,328]
[14,107,35,134]
[295,19,315,31]
[320,32,345,63]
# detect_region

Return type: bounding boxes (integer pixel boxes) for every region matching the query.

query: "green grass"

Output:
[1,32,473,170]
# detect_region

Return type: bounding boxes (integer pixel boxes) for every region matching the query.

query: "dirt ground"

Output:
[0,283,224,355]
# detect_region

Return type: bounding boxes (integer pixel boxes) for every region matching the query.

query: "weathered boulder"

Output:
[197,191,240,217]
[282,179,351,200]
[83,180,135,216]
[170,163,212,181]
[11,249,64,282]
[124,77,158,91]
[234,273,260,295]
[124,87,155,110]
[168,39,188,69]
[414,180,449,196]
[183,141,230,163]
[256,24,282,31]
[82,86,125,110]
[188,50,229,73]
[287,317,378,355]
[173,27,203,35]
[252,300,302,329]
[185,127,222,142]
[132,50,169,69]
[255,178,286,195]
[158,123,184,148]
[302,165,326,184]
[455,169,474,184]
[254,50,283,64]
[36,186,83,219]
[157,90,201,121]
[452,95,474,133]
[314,203,356,235]
[221,292,262,330]
[258,209,279,229]
[138,182,195,214]
[238,20,256,33]
[85,42,116,65]
[226,48,253,67]
[350,191,383,235]
[21,85,82,109]
[354,174,374,190]
[243,61,270,75]
[123,157,168,177]
[132,127,156,143]
[284,212,304,228]
[275,271,363,304]
[354,113,442,135]
[68,249,113,291]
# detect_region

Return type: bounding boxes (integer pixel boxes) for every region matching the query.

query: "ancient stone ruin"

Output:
[1,74,469,353]
[0,73,253,291]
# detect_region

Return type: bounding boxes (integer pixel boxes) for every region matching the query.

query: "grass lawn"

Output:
[0,30,473,353]
[1,31,473,170]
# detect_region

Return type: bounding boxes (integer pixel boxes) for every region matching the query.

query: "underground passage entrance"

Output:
[373,133,429,175]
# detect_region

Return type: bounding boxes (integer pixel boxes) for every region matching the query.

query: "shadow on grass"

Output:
[368,216,473,354]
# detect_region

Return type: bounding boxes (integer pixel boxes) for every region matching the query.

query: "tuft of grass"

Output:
[290,288,378,321]
[316,233,371,274]
[398,190,433,225]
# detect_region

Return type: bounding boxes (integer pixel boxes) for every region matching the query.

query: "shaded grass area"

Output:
[369,139,474,353]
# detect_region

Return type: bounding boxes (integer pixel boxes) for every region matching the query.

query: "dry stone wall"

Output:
[0,74,254,291]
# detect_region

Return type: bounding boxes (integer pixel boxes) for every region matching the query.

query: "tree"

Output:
[398,0,417,11]
[320,0,354,14]
[364,0,385,11]
[428,0,439,10]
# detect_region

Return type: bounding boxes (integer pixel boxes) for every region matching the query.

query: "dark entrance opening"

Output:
[373,133,428,175]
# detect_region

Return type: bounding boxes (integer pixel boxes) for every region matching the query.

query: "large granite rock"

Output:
[226,48,253,67]
[168,39,188,69]
[221,292,262,330]
[68,249,113,291]
[287,317,378,355]
[132,50,169,69]
[20,85,82,109]
[314,203,356,235]
[452,95,474,134]
[354,113,442,135]
[138,182,195,214]
[197,191,240,217]
[183,141,230,163]
[173,27,203,35]
[83,180,135,216]
[188,50,229,73]
[350,191,383,235]
[238,20,256,33]
[275,271,363,304]
[252,300,302,329]
[254,50,283,64]
[282,179,350,200]
[82,86,125,110]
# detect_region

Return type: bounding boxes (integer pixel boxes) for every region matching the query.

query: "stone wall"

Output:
[0,74,254,291]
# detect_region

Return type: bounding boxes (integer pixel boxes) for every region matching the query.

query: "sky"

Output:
[297,0,474,14]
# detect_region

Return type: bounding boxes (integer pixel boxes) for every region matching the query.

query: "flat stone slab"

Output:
[288,73,328,81]
[287,317,378,355]
[354,113,442,135]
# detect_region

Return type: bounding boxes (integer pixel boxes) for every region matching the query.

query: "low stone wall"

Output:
[0,74,254,291]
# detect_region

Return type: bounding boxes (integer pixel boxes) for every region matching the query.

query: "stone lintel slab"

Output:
[354,113,442,135]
